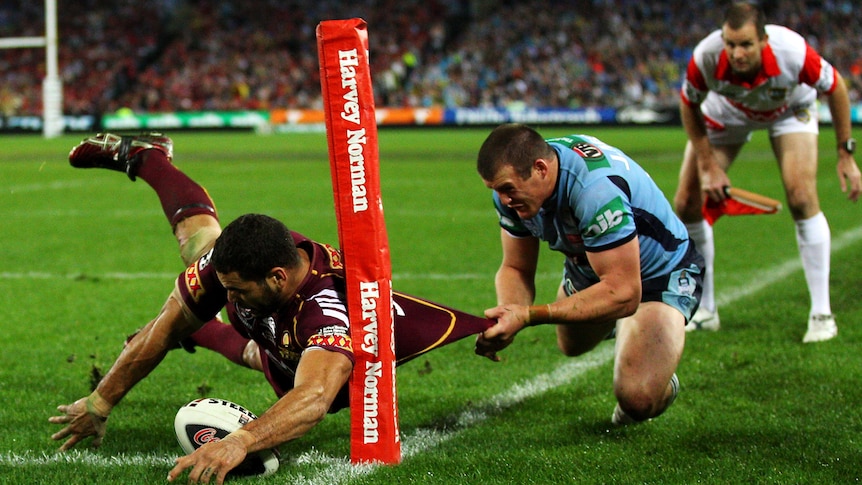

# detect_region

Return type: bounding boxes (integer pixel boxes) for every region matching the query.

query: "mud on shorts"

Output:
[562,241,705,323]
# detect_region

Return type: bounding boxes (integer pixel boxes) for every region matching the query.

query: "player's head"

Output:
[477,123,554,181]
[212,213,301,282]
[723,2,766,39]
[720,2,768,78]
[477,123,558,219]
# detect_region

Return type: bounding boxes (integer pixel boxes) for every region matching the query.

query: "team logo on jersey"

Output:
[573,142,610,170]
[323,243,344,270]
[184,264,205,302]
[584,197,629,237]
[767,87,787,101]
[683,82,705,104]
[547,136,609,170]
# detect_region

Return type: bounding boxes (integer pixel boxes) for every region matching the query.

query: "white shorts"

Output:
[700,93,819,146]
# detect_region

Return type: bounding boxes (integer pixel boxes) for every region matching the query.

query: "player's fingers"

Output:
[167,455,194,483]
[215,468,228,485]
[48,414,70,425]
[474,336,501,361]
[166,462,185,482]
[58,434,82,452]
[51,426,71,441]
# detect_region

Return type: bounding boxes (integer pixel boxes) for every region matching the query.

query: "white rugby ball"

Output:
[174,398,279,477]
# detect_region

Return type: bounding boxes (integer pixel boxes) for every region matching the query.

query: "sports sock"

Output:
[795,212,831,316]
[187,318,251,367]
[686,220,715,313]
[135,150,217,229]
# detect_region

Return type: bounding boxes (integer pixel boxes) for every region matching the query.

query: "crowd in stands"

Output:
[1,0,861,117]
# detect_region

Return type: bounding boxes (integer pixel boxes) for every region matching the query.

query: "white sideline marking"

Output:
[288,346,614,484]
[6,226,861,474]
[0,450,173,467]
[716,224,862,306]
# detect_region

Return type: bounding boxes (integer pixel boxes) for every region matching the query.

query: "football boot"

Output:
[69,132,173,181]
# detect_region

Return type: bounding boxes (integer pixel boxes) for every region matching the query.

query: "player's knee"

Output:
[615,391,656,422]
[615,383,670,422]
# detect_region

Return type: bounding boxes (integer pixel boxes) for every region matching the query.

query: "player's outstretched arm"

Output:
[167,349,353,484]
[825,72,862,202]
[49,295,201,451]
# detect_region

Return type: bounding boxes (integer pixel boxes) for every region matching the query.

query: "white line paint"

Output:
[716,224,862,307]
[5,225,861,476]
[0,450,173,467]
[287,346,614,484]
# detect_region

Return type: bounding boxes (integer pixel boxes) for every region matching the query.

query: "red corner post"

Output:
[316,18,401,465]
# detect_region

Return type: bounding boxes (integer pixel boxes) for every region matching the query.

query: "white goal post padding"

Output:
[0,0,62,138]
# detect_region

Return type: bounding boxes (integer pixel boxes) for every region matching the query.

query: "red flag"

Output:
[702,187,782,225]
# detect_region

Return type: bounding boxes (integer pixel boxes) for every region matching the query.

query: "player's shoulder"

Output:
[764,24,805,43]
[693,29,724,54]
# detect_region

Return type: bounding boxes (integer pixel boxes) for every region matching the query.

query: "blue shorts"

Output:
[562,241,704,323]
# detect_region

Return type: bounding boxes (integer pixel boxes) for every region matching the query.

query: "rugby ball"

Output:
[174,398,279,477]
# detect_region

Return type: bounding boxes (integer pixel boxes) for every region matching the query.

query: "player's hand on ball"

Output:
[49,395,110,451]
[168,433,249,485]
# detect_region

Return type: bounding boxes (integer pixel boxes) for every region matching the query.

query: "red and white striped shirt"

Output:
[681,25,838,122]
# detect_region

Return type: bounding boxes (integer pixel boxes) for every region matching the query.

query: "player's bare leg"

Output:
[674,141,741,331]
[611,301,685,424]
[553,284,616,356]
[773,132,836,342]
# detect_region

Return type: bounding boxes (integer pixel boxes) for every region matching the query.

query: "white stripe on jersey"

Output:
[310,288,350,327]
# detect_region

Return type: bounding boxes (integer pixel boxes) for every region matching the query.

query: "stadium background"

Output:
[1,0,861,132]
[2,2,862,483]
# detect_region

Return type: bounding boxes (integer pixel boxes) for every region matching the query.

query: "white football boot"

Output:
[802,314,837,343]
[685,307,720,332]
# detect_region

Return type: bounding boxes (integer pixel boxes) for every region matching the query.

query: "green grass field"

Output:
[1,126,860,484]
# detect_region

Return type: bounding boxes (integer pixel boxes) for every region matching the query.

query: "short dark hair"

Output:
[477,123,555,181]
[723,2,766,39]
[211,213,300,281]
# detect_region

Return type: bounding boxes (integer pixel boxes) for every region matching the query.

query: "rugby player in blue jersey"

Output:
[475,123,704,425]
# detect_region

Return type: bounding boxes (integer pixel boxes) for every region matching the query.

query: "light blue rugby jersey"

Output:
[494,134,690,282]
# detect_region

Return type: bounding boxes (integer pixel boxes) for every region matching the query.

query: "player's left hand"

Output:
[836,155,861,202]
[167,433,248,485]
[49,395,110,451]
[475,306,525,361]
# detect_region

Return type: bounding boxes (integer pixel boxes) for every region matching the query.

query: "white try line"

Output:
[6,225,862,474]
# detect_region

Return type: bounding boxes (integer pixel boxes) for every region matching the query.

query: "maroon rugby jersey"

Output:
[175,231,492,410]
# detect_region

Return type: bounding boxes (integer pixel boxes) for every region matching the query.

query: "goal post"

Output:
[316,19,401,465]
[0,0,62,138]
